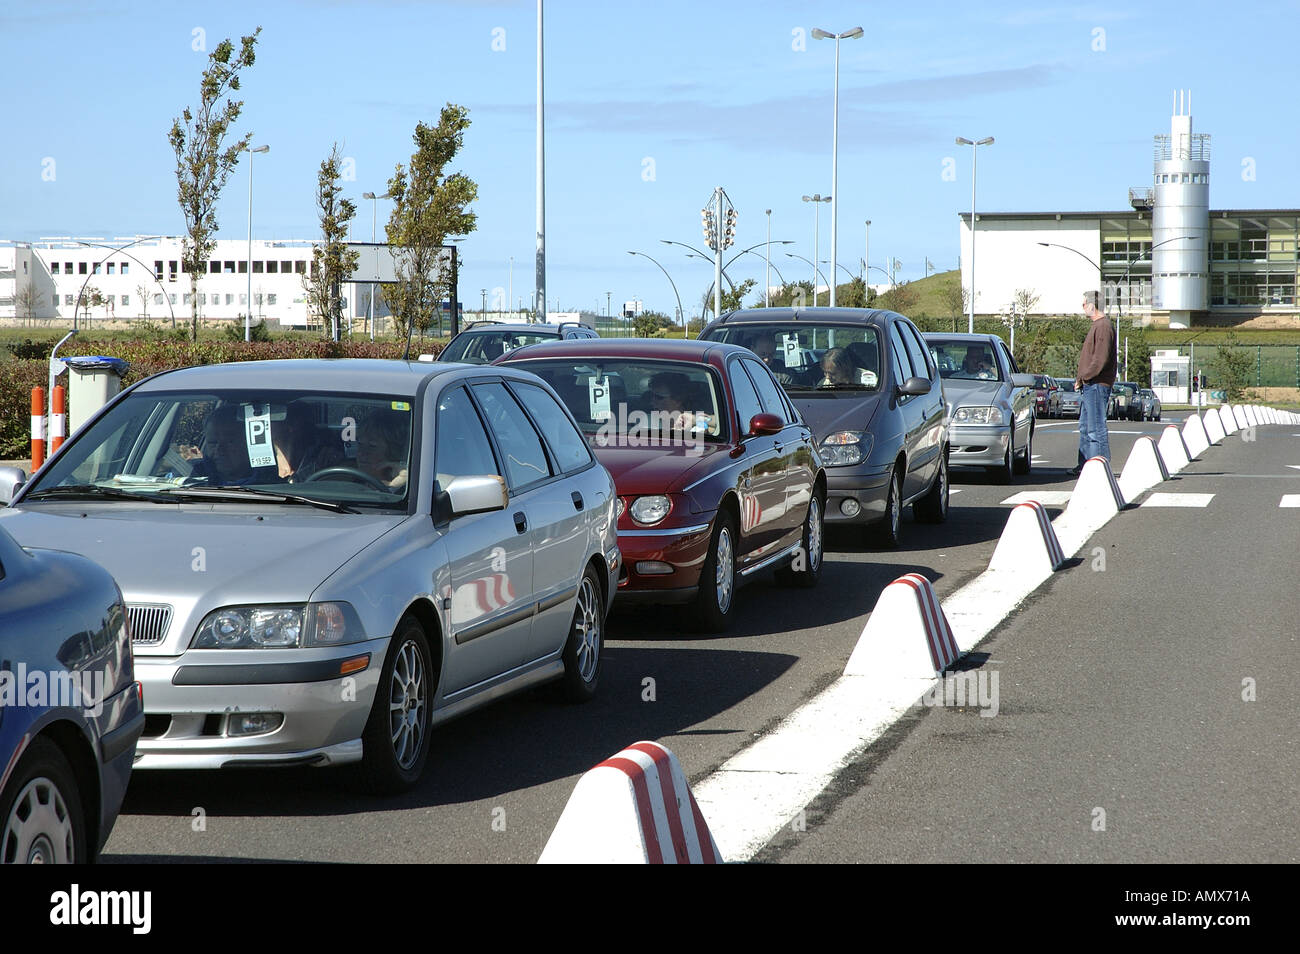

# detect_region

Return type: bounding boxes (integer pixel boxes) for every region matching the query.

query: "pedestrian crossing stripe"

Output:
[1281,495,1300,508]
[1140,493,1215,508]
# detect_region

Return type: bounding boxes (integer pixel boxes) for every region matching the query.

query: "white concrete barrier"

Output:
[1118,436,1170,502]
[1203,409,1226,443]
[988,500,1065,576]
[1183,414,1212,455]
[1066,455,1126,520]
[1244,405,1259,427]
[1218,406,1238,435]
[844,573,961,681]
[1233,405,1250,429]
[1158,425,1191,473]
[540,741,722,864]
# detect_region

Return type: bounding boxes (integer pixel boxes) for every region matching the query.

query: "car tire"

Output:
[913,448,949,524]
[0,738,87,864]
[557,564,604,702]
[776,492,825,587]
[359,613,433,794]
[987,443,1014,484]
[870,465,904,548]
[691,510,738,633]
[1013,423,1033,475]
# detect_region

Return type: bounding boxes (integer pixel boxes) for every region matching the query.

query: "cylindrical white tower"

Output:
[1152,90,1210,329]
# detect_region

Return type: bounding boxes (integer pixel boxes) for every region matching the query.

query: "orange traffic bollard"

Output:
[50,385,66,454]
[31,387,45,470]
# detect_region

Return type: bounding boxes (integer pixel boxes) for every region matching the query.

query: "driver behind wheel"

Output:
[273,402,345,483]
[356,408,411,490]
[183,404,279,486]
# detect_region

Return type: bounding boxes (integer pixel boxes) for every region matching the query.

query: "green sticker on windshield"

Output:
[391,401,411,411]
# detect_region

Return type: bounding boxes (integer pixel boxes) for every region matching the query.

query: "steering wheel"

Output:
[304,466,392,492]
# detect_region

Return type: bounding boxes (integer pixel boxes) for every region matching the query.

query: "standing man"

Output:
[1073,290,1117,474]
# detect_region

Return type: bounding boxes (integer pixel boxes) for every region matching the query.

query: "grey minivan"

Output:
[699,307,948,548]
[0,359,619,793]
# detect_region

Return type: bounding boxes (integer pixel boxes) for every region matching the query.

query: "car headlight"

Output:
[952,406,1005,425]
[616,496,625,519]
[191,602,364,649]
[629,495,671,525]
[819,430,872,467]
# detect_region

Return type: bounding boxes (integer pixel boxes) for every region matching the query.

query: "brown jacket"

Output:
[1076,317,1117,385]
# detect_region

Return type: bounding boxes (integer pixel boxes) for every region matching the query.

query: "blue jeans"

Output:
[1077,383,1111,468]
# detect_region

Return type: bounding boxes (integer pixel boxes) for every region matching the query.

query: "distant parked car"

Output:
[0,359,619,793]
[1055,378,1081,418]
[0,524,144,862]
[497,337,826,631]
[1032,374,1061,418]
[924,333,1037,483]
[1136,388,1162,421]
[698,307,949,548]
[437,322,599,364]
[1110,381,1140,421]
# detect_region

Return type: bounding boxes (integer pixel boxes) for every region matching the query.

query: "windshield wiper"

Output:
[23,484,174,503]
[158,485,359,514]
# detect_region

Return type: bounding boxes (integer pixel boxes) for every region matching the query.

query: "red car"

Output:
[496,339,826,631]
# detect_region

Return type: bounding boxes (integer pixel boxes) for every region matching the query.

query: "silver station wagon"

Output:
[0,359,619,793]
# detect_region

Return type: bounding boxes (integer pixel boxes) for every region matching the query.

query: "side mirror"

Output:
[747,413,784,437]
[897,376,929,396]
[0,466,28,506]
[443,475,508,518]
[1010,373,1037,388]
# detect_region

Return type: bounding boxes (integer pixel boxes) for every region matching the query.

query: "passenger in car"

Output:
[273,402,345,483]
[357,408,411,490]
[184,404,278,486]
[819,348,874,387]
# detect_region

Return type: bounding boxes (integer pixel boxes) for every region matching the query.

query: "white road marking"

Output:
[1001,491,1073,505]
[1281,495,1300,508]
[1140,492,1215,508]
[949,488,962,494]
[1287,465,1300,471]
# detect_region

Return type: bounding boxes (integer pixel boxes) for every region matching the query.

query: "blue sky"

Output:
[2,0,1298,318]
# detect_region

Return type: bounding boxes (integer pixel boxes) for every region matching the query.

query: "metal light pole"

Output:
[956,136,993,332]
[802,194,831,305]
[786,252,831,299]
[765,209,772,307]
[245,144,269,341]
[812,27,863,308]
[535,0,546,322]
[864,219,871,283]
[628,250,685,337]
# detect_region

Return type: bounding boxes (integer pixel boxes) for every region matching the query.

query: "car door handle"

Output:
[571,491,584,511]
[773,442,784,454]
[513,512,528,534]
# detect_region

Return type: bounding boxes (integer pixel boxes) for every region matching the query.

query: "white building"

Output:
[0,235,385,330]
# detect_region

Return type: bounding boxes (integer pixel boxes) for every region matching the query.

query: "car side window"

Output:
[888,324,914,384]
[742,358,791,424]
[899,323,933,381]
[434,387,501,488]
[509,381,592,474]
[471,381,554,490]
[1000,341,1019,374]
[728,358,765,435]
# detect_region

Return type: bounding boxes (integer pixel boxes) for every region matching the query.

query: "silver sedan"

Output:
[0,359,619,793]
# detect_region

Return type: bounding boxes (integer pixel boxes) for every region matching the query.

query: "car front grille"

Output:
[127,603,173,646]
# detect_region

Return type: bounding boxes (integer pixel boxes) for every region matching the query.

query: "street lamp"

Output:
[786,252,831,301]
[802,194,832,305]
[956,135,993,332]
[765,209,772,307]
[863,219,871,282]
[628,250,685,337]
[362,190,391,340]
[245,143,269,342]
[812,26,863,307]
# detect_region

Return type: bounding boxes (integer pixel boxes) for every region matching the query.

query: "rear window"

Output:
[441,330,558,364]
[705,323,881,392]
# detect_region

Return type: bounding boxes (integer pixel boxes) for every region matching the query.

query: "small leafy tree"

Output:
[1211,331,1253,402]
[169,27,262,340]
[304,143,361,340]
[1013,287,1041,316]
[941,279,967,332]
[876,281,919,316]
[383,105,478,338]
[16,283,43,326]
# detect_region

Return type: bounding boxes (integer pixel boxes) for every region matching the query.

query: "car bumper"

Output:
[131,640,386,769]
[614,520,713,600]
[948,425,1011,467]
[1059,402,1081,417]
[822,465,893,525]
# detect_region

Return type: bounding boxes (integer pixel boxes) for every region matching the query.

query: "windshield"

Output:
[441,329,557,364]
[705,324,880,392]
[29,389,415,510]
[501,358,729,443]
[927,339,1003,382]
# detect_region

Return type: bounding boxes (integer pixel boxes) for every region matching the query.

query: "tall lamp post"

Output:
[812,26,863,307]
[786,252,832,300]
[245,143,269,342]
[628,250,685,337]
[765,209,772,307]
[956,135,993,332]
[802,194,831,305]
[361,190,390,340]
[863,219,871,282]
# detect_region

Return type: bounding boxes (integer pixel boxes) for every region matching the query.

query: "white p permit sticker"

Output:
[588,376,612,422]
[243,405,276,468]
[781,333,805,367]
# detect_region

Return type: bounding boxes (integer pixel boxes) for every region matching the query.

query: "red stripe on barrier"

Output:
[598,755,663,864]
[896,575,942,671]
[687,789,721,864]
[1088,456,1125,507]
[1021,501,1064,567]
[628,742,690,863]
[897,573,957,672]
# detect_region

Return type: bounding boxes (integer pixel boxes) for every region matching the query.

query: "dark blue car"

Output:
[0,524,143,863]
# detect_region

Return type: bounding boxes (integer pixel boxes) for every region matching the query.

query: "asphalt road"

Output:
[100,411,1298,862]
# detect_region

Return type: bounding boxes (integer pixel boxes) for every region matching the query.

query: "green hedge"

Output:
[0,335,442,458]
